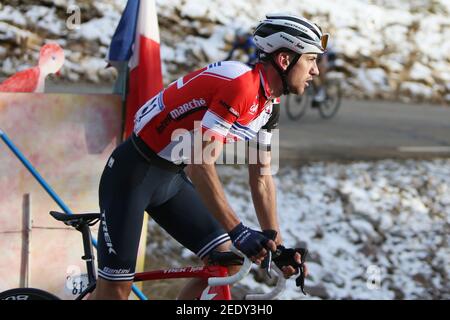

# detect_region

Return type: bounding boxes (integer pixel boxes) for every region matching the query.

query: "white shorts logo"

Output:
[108,157,115,168]
[101,210,117,255]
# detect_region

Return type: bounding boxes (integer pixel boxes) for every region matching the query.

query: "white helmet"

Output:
[252,14,329,95]
[253,14,328,56]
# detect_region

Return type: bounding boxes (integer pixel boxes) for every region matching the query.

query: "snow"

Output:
[1,57,15,75]
[1,0,449,101]
[145,158,450,299]
[179,1,209,19]
[23,6,66,35]
[165,0,447,101]
[409,62,434,84]
[355,68,390,94]
[76,17,119,46]
[0,6,27,27]
[214,159,450,299]
[197,27,229,62]
[400,82,434,99]
[79,57,109,82]
[37,8,65,36]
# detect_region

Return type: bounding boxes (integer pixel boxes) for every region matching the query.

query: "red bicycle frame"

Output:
[41,211,284,301]
[134,265,232,300]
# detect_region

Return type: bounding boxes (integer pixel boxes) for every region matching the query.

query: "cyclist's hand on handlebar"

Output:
[228,223,276,263]
[273,246,309,294]
[253,239,277,265]
[279,251,308,278]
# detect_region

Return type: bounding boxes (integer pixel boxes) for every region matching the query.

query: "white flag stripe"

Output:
[129,0,160,70]
[139,0,160,43]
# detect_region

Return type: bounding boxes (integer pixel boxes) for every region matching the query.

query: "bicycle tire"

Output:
[285,93,309,120]
[0,288,60,300]
[318,80,342,119]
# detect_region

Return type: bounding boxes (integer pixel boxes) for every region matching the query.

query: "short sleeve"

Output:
[201,78,248,141]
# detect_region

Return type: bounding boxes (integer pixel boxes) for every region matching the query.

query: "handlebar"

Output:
[208,246,252,287]
[207,246,286,300]
[244,263,285,300]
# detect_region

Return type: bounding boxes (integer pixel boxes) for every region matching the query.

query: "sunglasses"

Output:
[321,33,330,51]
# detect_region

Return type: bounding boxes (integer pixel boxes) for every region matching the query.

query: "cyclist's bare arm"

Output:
[186,139,240,231]
[248,150,282,245]
[248,150,306,277]
[187,139,277,266]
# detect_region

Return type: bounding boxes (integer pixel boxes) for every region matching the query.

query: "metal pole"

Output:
[20,193,31,288]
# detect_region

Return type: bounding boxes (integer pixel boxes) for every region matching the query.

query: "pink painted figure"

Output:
[0,43,65,93]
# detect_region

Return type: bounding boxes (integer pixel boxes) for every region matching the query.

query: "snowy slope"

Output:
[224,159,450,299]
[148,159,450,299]
[0,0,449,102]
[157,0,450,103]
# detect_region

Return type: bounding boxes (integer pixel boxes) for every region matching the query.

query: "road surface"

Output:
[278,98,450,163]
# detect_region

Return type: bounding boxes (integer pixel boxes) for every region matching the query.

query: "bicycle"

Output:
[285,76,342,120]
[0,211,288,300]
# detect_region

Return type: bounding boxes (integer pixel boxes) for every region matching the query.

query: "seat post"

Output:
[77,223,97,285]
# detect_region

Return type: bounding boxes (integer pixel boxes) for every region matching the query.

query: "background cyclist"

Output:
[225,28,258,65]
[313,43,337,105]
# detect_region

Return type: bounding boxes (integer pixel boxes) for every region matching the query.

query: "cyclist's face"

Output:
[288,53,319,95]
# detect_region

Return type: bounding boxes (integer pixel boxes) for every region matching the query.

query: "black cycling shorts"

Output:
[96,137,230,282]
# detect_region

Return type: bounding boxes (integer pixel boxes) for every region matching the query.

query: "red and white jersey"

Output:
[134,61,279,163]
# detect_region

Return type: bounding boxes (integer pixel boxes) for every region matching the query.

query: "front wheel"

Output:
[318,80,342,119]
[285,92,309,120]
[0,288,60,300]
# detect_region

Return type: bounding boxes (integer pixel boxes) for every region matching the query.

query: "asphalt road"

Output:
[277,98,450,163]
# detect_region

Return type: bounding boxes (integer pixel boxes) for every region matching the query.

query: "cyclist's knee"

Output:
[201,240,231,264]
[202,241,231,265]
[93,278,132,300]
[214,240,232,253]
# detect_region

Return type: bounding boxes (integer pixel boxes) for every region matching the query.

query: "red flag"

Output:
[124,0,163,138]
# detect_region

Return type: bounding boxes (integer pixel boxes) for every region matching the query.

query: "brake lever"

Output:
[296,248,308,295]
[261,250,272,277]
[296,264,306,294]
[261,229,278,278]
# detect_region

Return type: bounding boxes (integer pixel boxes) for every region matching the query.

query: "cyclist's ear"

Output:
[273,51,296,71]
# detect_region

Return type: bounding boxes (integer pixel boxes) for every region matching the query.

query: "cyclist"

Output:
[225,28,258,65]
[313,45,337,104]
[90,14,328,300]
